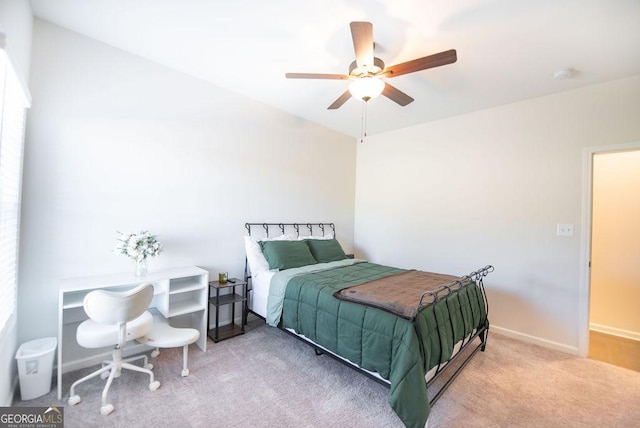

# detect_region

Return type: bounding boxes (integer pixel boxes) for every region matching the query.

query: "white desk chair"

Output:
[137,315,200,377]
[68,283,160,415]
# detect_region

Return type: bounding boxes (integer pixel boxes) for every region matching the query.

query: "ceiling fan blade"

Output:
[384,49,457,78]
[286,73,349,80]
[328,90,352,109]
[350,21,374,69]
[382,83,414,106]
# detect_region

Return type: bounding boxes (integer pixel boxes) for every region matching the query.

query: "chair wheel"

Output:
[100,370,110,380]
[100,404,114,416]
[149,381,160,391]
[68,395,81,406]
[144,363,153,370]
[181,368,190,377]
[151,349,160,358]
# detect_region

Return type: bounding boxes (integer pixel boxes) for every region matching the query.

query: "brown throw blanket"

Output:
[333,270,462,320]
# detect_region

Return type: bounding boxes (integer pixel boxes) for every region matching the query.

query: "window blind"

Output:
[0,35,30,334]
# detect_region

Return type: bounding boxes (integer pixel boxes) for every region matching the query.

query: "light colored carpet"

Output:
[15,324,640,427]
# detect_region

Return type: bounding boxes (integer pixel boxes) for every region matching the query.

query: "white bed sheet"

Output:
[249,270,275,318]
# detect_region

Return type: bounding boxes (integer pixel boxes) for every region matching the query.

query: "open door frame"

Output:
[578,141,640,357]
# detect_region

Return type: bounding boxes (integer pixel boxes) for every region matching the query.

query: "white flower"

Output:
[115,230,163,263]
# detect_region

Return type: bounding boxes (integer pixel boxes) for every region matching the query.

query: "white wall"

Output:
[590,150,640,338]
[18,20,356,354]
[354,75,640,353]
[0,0,31,407]
[0,0,31,80]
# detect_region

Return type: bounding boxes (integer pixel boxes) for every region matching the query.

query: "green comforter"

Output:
[266,260,488,428]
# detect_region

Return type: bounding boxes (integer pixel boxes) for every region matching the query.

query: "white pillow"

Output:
[244,234,294,277]
[297,234,334,240]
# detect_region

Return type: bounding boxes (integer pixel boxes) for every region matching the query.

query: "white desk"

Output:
[57,266,208,400]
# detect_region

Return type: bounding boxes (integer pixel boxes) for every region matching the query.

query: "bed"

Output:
[243,223,492,428]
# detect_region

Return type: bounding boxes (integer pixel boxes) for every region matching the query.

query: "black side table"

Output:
[207,278,248,342]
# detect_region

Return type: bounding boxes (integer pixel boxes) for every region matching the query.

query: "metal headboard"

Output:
[245,222,335,238]
[243,223,336,286]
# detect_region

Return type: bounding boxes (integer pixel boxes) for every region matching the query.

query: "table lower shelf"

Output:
[208,323,244,343]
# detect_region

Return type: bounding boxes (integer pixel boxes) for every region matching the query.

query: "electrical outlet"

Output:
[557,224,574,237]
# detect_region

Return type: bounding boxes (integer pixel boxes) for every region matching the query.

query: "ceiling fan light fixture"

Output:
[349,77,384,102]
[285,22,456,109]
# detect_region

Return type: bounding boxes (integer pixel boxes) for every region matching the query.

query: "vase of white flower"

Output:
[115,231,163,276]
[135,259,148,277]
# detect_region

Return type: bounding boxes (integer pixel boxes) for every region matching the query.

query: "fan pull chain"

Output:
[360,101,368,143]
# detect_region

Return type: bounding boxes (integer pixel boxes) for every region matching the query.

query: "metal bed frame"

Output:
[244,222,492,408]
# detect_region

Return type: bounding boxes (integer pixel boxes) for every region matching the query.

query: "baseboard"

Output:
[490,325,579,355]
[589,323,640,341]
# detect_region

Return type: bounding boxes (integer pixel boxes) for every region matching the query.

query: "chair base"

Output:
[68,347,160,415]
[99,353,151,379]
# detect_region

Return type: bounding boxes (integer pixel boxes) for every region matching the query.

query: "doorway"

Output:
[587,149,640,371]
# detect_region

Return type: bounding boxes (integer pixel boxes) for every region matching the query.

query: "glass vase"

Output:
[135,259,148,277]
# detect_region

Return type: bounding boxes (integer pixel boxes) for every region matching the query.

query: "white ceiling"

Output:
[29,0,640,138]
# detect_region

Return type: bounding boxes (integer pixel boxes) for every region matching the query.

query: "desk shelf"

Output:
[169,276,206,294]
[156,274,207,319]
[167,299,206,318]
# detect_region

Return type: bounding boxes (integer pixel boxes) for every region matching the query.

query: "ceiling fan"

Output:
[285,21,457,109]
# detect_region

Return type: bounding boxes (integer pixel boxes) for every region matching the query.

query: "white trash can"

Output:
[15,337,57,400]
